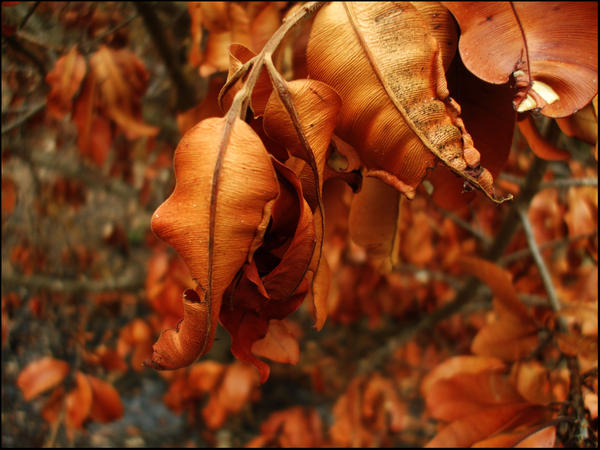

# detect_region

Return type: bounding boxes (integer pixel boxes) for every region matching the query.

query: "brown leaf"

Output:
[46,46,86,120]
[149,118,279,369]
[458,256,531,320]
[556,97,598,145]
[17,357,70,401]
[65,371,92,429]
[425,403,546,448]
[307,2,502,202]
[443,2,598,117]
[251,319,300,365]
[411,1,458,71]
[202,361,259,429]
[87,375,123,423]
[246,406,324,448]
[513,361,553,406]
[348,176,402,270]
[428,52,516,210]
[518,115,570,160]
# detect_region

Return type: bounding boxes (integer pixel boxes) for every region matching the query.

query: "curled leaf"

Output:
[149,117,279,369]
[307,2,504,202]
[444,2,598,117]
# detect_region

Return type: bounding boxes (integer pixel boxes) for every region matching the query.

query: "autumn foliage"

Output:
[2,1,598,447]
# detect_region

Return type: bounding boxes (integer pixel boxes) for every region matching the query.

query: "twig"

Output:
[433,205,491,245]
[19,1,40,29]
[517,205,564,316]
[2,33,47,76]
[43,398,65,448]
[2,267,144,294]
[1,100,46,135]
[134,2,197,112]
[82,14,139,53]
[540,178,598,189]
[498,231,598,266]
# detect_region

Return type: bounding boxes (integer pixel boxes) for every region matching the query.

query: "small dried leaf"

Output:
[46,46,86,119]
[251,319,300,365]
[17,357,70,401]
[87,375,123,423]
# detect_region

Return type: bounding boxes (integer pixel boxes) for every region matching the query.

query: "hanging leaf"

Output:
[45,45,86,120]
[17,357,70,401]
[148,117,279,369]
[443,2,598,117]
[348,176,402,270]
[87,375,123,423]
[306,2,503,202]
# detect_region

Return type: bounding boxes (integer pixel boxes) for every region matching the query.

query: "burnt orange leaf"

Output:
[457,256,531,320]
[149,117,279,369]
[188,360,225,394]
[556,97,598,146]
[513,361,553,406]
[17,357,70,401]
[201,361,259,430]
[348,176,402,270]
[65,371,92,429]
[556,333,598,361]
[89,46,159,139]
[87,375,123,423]
[425,403,546,448]
[412,1,458,72]
[46,45,86,120]
[307,2,503,203]
[251,319,300,365]
[518,115,571,161]
[444,2,598,117]
[428,52,516,210]
[246,406,324,448]
[515,426,556,448]
[72,73,112,167]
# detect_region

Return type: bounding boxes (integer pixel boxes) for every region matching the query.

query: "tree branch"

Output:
[134,2,197,112]
[2,267,144,294]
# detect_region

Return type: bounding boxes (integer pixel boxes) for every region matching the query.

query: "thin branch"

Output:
[2,267,144,294]
[1,100,46,135]
[134,2,197,112]
[517,206,564,317]
[540,177,598,189]
[19,1,40,29]
[498,231,598,266]
[433,204,491,245]
[82,14,139,53]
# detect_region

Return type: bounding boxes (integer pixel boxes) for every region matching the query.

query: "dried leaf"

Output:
[65,371,92,429]
[149,118,279,369]
[17,357,70,401]
[425,403,545,448]
[556,97,598,145]
[307,2,502,202]
[202,361,259,429]
[349,176,402,270]
[518,115,570,161]
[458,256,531,320]
[46,46,86,119]
[87,375,123,423]
[513,361,553,406]
[251,319,300,365]
[444,2,598,116]
[246,406,324,448]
